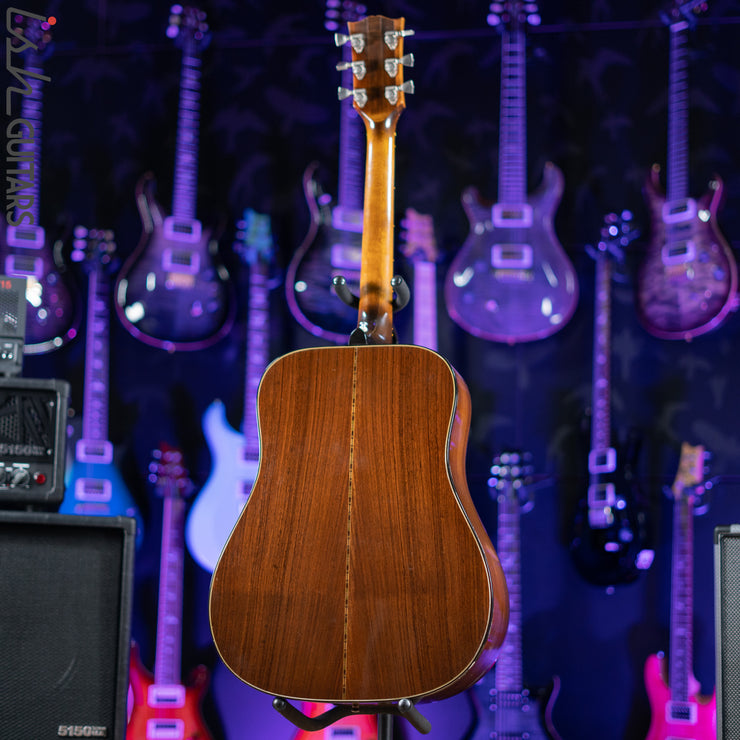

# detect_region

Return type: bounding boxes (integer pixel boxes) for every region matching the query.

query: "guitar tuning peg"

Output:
[337,86,368,107]
[336,60,366,80]
[384,53,414,77]
[334,32,365,53]
[384,80,414,105]
[383,28,414,51]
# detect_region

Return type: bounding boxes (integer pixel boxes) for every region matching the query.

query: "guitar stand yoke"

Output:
[332,274,411,313]
[272,696,432,737]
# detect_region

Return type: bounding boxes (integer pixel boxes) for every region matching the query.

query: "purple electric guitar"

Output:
[285,0,369,344]
[467,452,561,740]
[636,0,737,340]
[444,0,578,345]
[2,13,79,354]
[115,6,235,352]
[186,210,274,572]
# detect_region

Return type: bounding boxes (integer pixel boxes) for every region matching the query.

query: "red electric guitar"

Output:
[293,703,377,740]
[444,0,578,344]
[114,6,235,352]
[643,442,716,739]
[128,446,213,740]
[636,0,737,340]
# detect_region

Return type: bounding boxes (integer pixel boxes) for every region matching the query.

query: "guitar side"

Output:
[127,642,212,740]
[114,174,236,352]
[185,400,258,573]
[445,162,578,344]
[644,653,716,740]
[637,167,737,340]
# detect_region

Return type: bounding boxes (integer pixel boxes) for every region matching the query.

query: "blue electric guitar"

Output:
[60,228,143,547]
[185,210,274,572]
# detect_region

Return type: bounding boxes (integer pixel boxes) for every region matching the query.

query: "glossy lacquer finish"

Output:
[210,344,508,703]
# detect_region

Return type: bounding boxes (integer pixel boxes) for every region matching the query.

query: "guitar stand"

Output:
[272,696,432,737]
[333,274,410,312]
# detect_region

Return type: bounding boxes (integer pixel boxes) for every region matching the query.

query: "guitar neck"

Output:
[243,260,270,461]
[412,260,438,351]
[82,266,110,442]
[498,26,527,203]
[14,51,43,224]
[669,492,694,701]
[590,252,613,459]
[155,491,187,686]
[495,484,523,692]
[666,19,690,202]
[172,39,202,221]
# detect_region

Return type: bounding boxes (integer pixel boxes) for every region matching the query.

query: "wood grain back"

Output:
[209,344,508,703]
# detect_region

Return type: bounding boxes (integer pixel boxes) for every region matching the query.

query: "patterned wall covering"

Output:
[4,0,740,738]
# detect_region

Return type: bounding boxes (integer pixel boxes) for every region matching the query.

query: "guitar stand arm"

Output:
[272,696,432,735]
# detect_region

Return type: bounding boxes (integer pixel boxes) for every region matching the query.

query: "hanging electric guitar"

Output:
[2,13,79,354]
[293,703,377,740]
[210,16,509,730]
[60,228,143,547]
[114,5,235,352]
[644,442,716,739]
[636,0,737,340]
[400,208,439,351]
[186,210,274,572]
[285,0,371,344]
[128,445,213,740]
[570,213,653,587]
[444,0,578,344]
[468,452,561,740]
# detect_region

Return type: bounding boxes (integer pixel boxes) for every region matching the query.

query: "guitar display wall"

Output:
[6,1,740,739]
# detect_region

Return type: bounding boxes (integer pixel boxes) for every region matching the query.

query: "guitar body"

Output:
[61,459,144,547]
[637,167,737,340]
[210,343,509,703]
[114,174,235,351]
[293,703,377,740]
[186,399,258,572]
[0,219,79,354]
[286,162,364,343]
[127,643,212,740]
[445,162,577,344]
[468,680,561,740]
[644,653,716,740]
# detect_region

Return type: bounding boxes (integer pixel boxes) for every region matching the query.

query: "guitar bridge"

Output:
[145,718,184,739]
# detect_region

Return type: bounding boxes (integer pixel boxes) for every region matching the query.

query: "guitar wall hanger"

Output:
[332,274,410,311]
[272,696,432,735]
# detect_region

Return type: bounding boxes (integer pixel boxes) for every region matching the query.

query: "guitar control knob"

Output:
[10,467,31,487]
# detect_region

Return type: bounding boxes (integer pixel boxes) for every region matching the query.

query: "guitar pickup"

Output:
[148,684,185,708]
[491,244,533,270]
[492,202,533,228]
[330,243,362,271]
[6,224,44,248]
[587,482,616,528]
[74,478,112,503]
[662,197,696,224]
[5,254,44,279]
[332,205,363,233]
[76,439,113,464]
[661,240,696,266]
[329,729,361,739]
[162,248,200,275]
[666,700,697,723]
[145,718,185,739]
[163,216,202,243]
[588,447,616,474]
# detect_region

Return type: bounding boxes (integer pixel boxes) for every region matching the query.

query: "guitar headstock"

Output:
[324,0,367,31]
[591,210,639,264]
[489,450,535,511]
[487,1,541,29]
[71,226,118,273]
[149,444,193,499]
[400,209,439,264]
[9,11,56,58]
[662,0,708,27]
[234,209,274,267]
[336,15,414,126]
[671,441,709,500]
[167,4,210,51]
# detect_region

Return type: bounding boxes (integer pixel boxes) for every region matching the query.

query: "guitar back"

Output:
[210,343,508,703]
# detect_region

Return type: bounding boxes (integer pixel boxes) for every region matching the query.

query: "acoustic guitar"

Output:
[636,0,737,340]
[114,6,235,352]
[2,12,80,354]
[643,442,716,739]
[444,0,578,344]
[210,14,509,722]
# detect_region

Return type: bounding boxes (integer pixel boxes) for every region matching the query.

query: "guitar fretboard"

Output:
[666,20,690,202]
[590,252,613,458]
[172,44,202,221]
[14,54,43,224]
[412,260,438,352]
[498,27,527,203]
[82,266,110,442]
